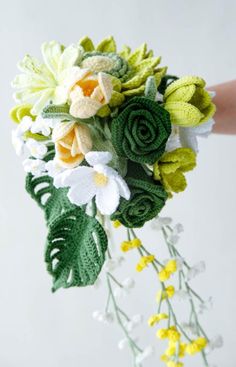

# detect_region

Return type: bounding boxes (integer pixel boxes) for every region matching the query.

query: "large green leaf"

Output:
[45,208,108,291]
[25,173,108,291]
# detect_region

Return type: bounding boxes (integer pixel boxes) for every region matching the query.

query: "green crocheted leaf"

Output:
[42,104,72,120]
[127,43,147,66]
[25,173,74,225]
[119,45,131,59]
[145,76,157,100]
[25,173,108,290]
[45,208,108,291]
[96,36,116,52]
[10,103,33,123]
[79,36,95,51]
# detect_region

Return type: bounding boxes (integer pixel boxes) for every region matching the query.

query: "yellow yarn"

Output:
[120,238,142,252]
[186,337,207,355]
[136,255,155,272]
[163,75,216,127]
[148,313,168,327]
[154,148,196,195]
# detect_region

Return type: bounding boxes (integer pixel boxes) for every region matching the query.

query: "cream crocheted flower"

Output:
[65,67,113,119]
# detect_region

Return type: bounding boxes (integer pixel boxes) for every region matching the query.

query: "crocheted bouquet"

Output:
[11,37,220,367]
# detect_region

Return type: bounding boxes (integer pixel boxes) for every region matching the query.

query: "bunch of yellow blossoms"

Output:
[118,228,211,367]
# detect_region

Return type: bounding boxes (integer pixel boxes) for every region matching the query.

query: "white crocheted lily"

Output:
[166,118,215,153]
[12,41,83,115]
[65,67,113,119]
[179,118,215,152]
[54,151,130,215]
[45,159,65,178]
[31,116,60,136]
[23,158,46,177]
[25,138,47,159]
[11,116,33,156]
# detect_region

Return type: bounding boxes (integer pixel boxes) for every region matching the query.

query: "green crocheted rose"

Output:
[111,97,171,164]
[111,164,167,228]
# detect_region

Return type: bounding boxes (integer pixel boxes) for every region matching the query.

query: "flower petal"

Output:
[74,124,92,154]
[85,151,112,166]
[115,176,131,200]
[52,121,75,142]
[69,97,102,119]
[98,72,113,103]
[54,166,94,188]
[67,175,96,206]
[179,127,198,152]
[41,41,62,79]
[95,178,120,215]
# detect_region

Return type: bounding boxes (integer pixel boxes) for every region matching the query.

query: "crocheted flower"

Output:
[111,97,171,164]
[119,43,166,96]
[81,51,130,80]
[12,41,83,115]
[153,148,196,195]
[163,76,216,127]
[66,68,113,119]
[54,151,130,215]
[111,164,168,227]
[52,121,92,168]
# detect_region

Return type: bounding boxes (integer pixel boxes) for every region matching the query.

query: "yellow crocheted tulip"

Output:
[164,76,216,127]
[153,148,196,195]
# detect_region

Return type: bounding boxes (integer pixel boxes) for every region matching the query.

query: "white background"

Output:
[0,0,236,366]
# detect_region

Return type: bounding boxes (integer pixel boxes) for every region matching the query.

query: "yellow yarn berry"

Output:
[131,238,142,248]
[158,260,178,282]
[165,341,186,358]
[120,241,132,252]
[166,285,175,298]
[156,328,169,339]
[167,361,183,367]
[148,313,168,327]
[156,286,175,301]
[120,238,142,252]
[167,326,181,342]
[112,220,121,228]
[160,354,169,363]
[136,255,155,272]
[186,337,207,355]
[159,268,171,282]
[165,259,177,273]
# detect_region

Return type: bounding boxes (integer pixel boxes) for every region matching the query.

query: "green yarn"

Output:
[25,172,108,291]
[42,104,71,120]
[46,207,108,292]
[111,96,171,164]
[81,51,130,81]
[144,76,157,100]
[111,163,167,228]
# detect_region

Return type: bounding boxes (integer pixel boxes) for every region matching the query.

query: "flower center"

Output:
[77,79,99,97]
[93,172,108,187]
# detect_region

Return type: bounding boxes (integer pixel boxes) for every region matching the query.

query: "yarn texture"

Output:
[111,96,171,164]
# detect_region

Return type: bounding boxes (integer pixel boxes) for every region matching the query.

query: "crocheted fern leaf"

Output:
[25,174,108,291]
[46,208,108,291]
